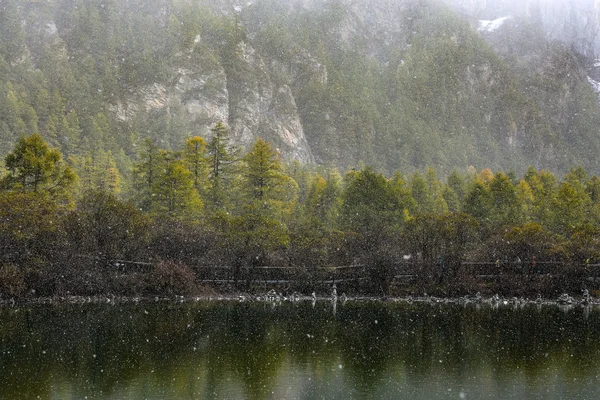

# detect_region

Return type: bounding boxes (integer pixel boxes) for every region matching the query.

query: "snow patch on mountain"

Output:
[588,76,600,102]
[478,16,511,33]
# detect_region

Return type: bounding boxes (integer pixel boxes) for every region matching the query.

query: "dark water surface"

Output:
[1,300,600,399]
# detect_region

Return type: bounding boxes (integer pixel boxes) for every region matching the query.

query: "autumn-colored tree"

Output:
[550,180,591,235]
[0,191,66,267]
[243,138,285,201]
[152,153,202,217]
[1,134,76,201]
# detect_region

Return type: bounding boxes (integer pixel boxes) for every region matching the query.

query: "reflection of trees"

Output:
[2,303,600,398]
[200,303,289,400]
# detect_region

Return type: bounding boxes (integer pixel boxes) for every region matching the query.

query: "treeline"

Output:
[1,129,600,298]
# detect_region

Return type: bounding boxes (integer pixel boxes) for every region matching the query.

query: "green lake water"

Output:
[1,300,600,399]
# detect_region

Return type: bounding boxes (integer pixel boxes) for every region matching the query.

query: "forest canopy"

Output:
[1,133,599,298]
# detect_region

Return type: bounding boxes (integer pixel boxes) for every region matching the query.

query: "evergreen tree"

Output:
[488,172,523,228]
[206,122,238,209]
[73,151,121,196]
[132,139,161,212]
[228,139,292,281]
[515,179,534,219]
[462,181,492,222]
[585,175,600,204]
[68,190,151,263]
[389,172,416,214]
[409,170,448,214]
[524,168,558,226]
[342,167,403,248]
[447,169,467,203]
[443,185,461,213]
[183,136,208,194]
[425,167,449,214]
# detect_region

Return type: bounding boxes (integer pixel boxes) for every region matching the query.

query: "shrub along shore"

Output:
[2,132,600,299]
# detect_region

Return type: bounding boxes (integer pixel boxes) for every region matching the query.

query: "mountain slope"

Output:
[1,0,599,186]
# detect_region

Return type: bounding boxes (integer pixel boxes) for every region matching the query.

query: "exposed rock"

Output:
[227,42,314,162]
[109,38,314,163]
[262,85,313,162]
[173,66,229,138]
[229,41,274,147]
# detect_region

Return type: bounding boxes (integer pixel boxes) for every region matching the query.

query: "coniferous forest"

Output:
[2,0,600,177]
[3,0,600,299]
[2,131,600,299]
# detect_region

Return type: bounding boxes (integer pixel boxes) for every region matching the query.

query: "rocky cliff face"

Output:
[226,41,313,162]
[109,26,314,163]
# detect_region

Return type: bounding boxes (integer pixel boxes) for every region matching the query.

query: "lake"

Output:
[1,299,600,399]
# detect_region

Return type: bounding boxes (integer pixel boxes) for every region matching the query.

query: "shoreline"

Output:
[0,292,595,308]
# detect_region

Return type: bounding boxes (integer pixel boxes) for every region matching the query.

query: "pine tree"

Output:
[409,171,428,214]
[488,172,523,228]
[447,169,467,203]
[462,181,492,222]
[305,170,343,227]
[206,122,238,209]
[183,136,208,194]
[98,151,121,195]
[524,168,558,226]
[342,167,403,247]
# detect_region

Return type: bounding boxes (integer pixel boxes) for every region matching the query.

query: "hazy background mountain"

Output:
[446,0,600,57]
[2,0,600,191]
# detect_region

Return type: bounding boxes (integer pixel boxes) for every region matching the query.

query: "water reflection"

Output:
[1,301,600,399]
